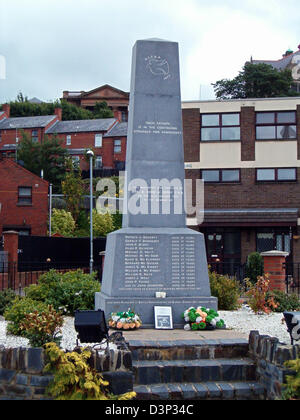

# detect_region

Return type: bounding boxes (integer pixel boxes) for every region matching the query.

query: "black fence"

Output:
[209,262,247,284]
[285,263,300,297]
[81,168,121,179]
[18,236,106,267]
[0,261,102,293]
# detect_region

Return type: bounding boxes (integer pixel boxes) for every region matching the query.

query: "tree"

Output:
[90,210,114,237]
[213,63,298,99]
[2,94,114,121]
[17,132,67,193]
[62,158,84,222]
[51,209,76,237]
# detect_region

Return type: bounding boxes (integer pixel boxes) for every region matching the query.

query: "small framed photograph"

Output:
[154,306,173,330]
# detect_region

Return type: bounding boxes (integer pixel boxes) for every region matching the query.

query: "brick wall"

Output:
[241,107,256,161]
[193,168,300,210]
[182,109,201,162]
[0,160,49,236]
[0,345,133,400]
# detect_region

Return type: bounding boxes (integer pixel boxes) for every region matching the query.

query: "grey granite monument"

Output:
[95,38,217,327]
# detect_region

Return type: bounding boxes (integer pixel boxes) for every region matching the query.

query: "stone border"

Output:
[0,345,133,400]
[249,331,300,400]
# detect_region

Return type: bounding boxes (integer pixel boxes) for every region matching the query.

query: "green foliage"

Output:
[17,131,67,193]
[44,343,136,400]
[90,210,115,237]
[213,63,297,99]
[4,298,50,336]
[0,289,16,315]
[112,211,123,231]
[246,252,264,284]
[209,270,241,310]
[266,290,300,313]
[1,95,113,121]
[283,359,300,400]
[19,305,64,348]
[62,159,85,222]
[246,275,278,314]
[25,270,100,315]
[51,209,76,237]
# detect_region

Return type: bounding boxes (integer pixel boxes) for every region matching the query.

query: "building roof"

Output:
[104,122,128,137]
[46,118,117,134]
[252,50,300,71]
[202,208,299,227]
[0,115,57,130]
[0,158,49,186]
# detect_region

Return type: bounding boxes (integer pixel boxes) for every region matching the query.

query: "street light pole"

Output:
[87,150,94,275]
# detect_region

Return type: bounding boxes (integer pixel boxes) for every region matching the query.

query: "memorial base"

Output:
[95,292,218,329]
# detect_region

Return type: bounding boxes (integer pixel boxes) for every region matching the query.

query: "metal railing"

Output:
[0,261,102,292]
[285,263,300,297]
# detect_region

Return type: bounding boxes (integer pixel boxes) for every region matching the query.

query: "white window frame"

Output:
[66,135,72,146]
[95,134,103,148]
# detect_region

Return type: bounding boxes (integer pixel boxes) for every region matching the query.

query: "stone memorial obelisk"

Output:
[95,39,217,327]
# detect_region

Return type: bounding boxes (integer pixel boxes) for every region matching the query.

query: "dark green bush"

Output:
[0,289,16,315]
[4,297,50,336]
[246,252,264,284]
[266,290,300,313]
[209,270,241,311]
[24,270,101,315]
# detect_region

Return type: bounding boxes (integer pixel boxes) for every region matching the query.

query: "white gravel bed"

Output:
[0,306,292,348]
[219,305,291,344]
[0,316,116,351]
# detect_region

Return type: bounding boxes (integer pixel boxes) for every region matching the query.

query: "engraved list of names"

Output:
[122,234,197,292]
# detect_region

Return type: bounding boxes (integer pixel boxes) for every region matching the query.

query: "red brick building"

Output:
[0,159,49,236]
[0,104,127,172]
[62,84,129,122]
[183,96,300,269]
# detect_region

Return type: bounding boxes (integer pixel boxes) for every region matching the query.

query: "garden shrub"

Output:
[44,343,136,401]
[246,275,278,314]
[209,270,241,310]
[246,252,264,284]
[4,297,50,336]
[282,358,300,400]
[25,269,101,315]
[266,290,300,313]
[19,305,64,348]
[0,289,16,315]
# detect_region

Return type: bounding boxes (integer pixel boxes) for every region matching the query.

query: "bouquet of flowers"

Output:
[108,309,142,330]
[182,307,225,331]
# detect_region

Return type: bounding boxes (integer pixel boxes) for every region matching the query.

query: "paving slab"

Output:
[122,328,248,343]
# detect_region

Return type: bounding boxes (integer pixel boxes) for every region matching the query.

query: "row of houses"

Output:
[1,84,300,268]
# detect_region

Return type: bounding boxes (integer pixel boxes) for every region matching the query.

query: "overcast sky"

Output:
[0,0,300,104]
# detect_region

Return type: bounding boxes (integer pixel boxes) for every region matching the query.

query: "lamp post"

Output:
[86,150,94,275]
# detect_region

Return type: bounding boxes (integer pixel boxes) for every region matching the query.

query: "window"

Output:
[257,230,291,254]
[114,139,122,153]
[201,169,240,183]
[32,130,38,143]
[201,113,240,142]
[66,135,72,146]
[18,187,32,205]
[95,156,102,169]
[256,111,296,140]
[256,168,297,182]
[95,134,103,148]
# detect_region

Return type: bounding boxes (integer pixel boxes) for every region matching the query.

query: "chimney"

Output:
[54,107,62,121]
[2,103,10,117]
[113,108,122,122]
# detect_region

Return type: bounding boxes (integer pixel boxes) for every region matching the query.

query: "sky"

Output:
[0,0,300,104]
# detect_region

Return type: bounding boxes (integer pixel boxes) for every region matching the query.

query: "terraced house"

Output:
[183,96,300,272]
[0,104,127,172]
